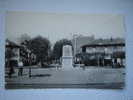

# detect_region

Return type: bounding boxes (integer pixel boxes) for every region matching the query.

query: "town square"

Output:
[5,12,125,89]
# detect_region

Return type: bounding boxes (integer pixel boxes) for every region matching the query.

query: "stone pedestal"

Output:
[62,45,73,69]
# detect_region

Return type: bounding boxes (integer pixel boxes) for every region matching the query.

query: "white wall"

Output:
[0,0,133,100]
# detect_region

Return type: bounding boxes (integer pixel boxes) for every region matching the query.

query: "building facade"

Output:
[5,39,20,67]
[71,35,125,67]
[81,42,125,67]
[71,35,95,55]
[5,39,36,67]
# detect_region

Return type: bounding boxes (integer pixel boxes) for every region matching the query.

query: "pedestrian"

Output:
[18,59,23,76]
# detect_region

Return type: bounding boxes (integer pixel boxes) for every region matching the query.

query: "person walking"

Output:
[18,59,23,76]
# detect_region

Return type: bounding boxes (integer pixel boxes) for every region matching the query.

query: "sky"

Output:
[5,11,125,44]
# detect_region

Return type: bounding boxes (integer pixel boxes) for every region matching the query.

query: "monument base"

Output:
[62,56,73,69]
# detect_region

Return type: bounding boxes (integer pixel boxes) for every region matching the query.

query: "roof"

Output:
[82,43,125,48]
[81,38,125,48]
[6,39,20,48]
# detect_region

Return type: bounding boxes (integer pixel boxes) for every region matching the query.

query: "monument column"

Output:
[62,45,73,69]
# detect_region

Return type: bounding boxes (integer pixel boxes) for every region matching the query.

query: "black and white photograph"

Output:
[5,11,125,89]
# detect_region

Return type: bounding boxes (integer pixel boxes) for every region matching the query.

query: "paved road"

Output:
[5,66,125,89]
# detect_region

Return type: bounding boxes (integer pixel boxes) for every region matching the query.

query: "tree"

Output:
[27,36,51,63]
[52,39,72,60]
[18,33,31,44]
